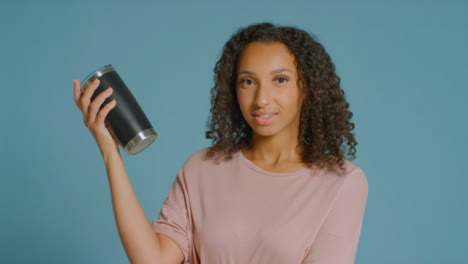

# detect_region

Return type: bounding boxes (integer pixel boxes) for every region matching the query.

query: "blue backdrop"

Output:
[1,0,467,263]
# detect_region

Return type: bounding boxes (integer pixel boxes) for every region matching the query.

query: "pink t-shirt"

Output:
[151,147,368,264]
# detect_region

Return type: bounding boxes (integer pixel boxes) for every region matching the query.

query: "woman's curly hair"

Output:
[204,22,357,175]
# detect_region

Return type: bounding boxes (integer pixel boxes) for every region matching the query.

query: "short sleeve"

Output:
[151,167,192,264]
[303,167,369,264]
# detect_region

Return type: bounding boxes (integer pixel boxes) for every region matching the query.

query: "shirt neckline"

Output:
[237,149,310,177]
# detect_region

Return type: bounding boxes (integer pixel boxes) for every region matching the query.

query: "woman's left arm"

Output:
[303,167,369,264]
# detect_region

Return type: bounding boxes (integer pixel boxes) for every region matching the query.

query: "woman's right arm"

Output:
[103,150,185,264]
[73,79,185,264]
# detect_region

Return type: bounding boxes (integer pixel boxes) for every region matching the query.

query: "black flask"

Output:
[80,64,158,155]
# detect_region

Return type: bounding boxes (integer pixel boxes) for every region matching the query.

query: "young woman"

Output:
[73,22,368,264]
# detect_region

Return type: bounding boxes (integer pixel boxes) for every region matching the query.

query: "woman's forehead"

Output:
[237,42,297,75]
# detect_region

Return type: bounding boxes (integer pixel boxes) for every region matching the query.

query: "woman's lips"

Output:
[254,113,277,125]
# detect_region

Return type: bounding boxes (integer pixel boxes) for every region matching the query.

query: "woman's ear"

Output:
[297,78,306,102]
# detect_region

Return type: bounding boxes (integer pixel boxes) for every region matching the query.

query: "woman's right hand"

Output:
[73,78,121,158]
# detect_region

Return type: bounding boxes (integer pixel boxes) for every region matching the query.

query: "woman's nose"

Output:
[254,83,271,107]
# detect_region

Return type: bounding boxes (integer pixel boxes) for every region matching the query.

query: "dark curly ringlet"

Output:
[204,22,357,176]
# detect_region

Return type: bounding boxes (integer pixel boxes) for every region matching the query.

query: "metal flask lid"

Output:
[80,64,116,91]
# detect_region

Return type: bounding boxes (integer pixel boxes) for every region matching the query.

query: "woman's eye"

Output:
[240,79,254,85]
[276,77,288,83]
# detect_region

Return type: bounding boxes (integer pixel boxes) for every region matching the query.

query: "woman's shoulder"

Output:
[341,159,368,192]
[185,146,211,162]
[318,159,367,191]
[180,147,219,170]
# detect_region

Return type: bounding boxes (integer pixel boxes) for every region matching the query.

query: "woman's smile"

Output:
[254,113,278,125]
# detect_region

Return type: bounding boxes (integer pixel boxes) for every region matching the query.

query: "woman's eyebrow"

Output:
[238,68,293,75]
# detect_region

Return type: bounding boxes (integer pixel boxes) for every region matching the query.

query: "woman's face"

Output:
[236,41,303,138]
